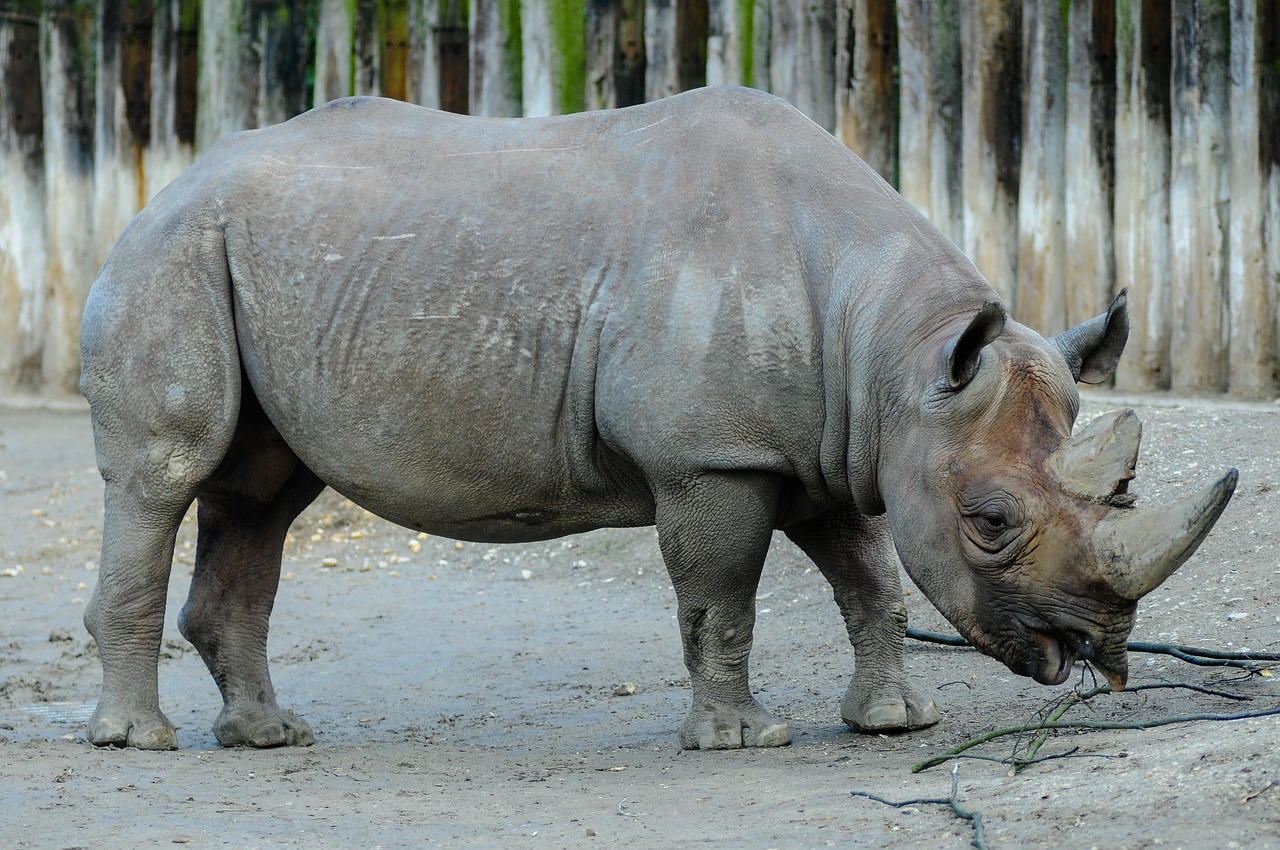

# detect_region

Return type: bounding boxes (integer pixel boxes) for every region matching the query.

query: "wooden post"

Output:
[146,0,197,199]
[94,0,150,286]
[1169,0,1230,393]
[472,0,523,116]
[1064,0,1115,331]
[0,12,48,390]
[251,0,310,125]
[959,0,1020,307]
[315,0,354,106]
[896,0,962,244]
[836,0,896,182]
[770,0,836,131]
[196,0,246,151]
[522,0,586,116]
[644,0,679,100]
[1263,2,1280,389]
[355,0,378,96]
[40,2,96,393]
[676,0,707,92]
[441,0,471,112]
[1016,0,1066,335]
[587,0,645,110]
[408,0,447,108]
[1113,0,1171,392]
[707,0,760,87]
[1226,0,1277,397]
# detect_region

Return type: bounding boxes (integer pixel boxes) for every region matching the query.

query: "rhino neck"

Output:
[828,250,1001,517]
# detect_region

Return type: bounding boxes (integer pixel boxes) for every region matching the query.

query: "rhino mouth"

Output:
[1027,627,1080,685]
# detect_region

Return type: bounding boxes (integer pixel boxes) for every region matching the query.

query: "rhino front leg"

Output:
[785,509,940,733]
[655,472,790,749]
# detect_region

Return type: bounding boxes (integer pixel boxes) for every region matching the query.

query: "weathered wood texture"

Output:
[1016,0,1066,335]
[587,0,644,108]
[770,0,835,131]
[1064,0,1114,333]
[959,0,1020,306]
[2,0,1277,396]
[1226,0,1278,397]
[471,0,523,115]
[1169,0,1230,394]
[836,0,896,181]
[896,0,961,245]
[1113,0,1171,392]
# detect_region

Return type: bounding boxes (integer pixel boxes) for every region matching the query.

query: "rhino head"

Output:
[879,291,1236,690]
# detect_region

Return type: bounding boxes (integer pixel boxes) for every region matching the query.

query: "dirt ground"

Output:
[1,392,1278,849]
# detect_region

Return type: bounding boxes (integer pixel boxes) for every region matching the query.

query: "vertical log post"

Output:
[94,0,151,281]
[896,0,962,244]
[836,0,896,183]
[1064,0,1115,331]
[40,2,95,393]
[195,0,246,151]
[960,0,1020,306]
[472,0,523,116]
[1016,0,1066,335]
[1226,0,1277,397]
[407,0,436,107]
[0,12,47,390]
[146,0,197,198]
[676,0,707,92]
[522,0,586,116]
[315,0,354,106]
[1263,2,1280,385]
[438,0,472,113]
[252,0,311,126]
[1169,0,1230,393]
[644,0,678,100]
[707,0,759,87]
[1113,0,1171,391]
[587,0,645,110]
[770,0,835,131]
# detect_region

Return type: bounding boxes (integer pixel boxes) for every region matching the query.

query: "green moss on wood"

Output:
[737,0,753,87]
[549,0,584,112]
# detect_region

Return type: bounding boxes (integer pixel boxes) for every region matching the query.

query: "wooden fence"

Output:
[0,0,1277,396]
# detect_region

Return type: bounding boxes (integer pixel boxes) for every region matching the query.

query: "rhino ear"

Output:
[945,301,1006,389]
[1052,290,1130,384]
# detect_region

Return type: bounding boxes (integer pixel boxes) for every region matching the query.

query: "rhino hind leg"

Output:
[178,389,324,748]
[785,510,941,733]
[655,472,791,749]
[80,251,244,749]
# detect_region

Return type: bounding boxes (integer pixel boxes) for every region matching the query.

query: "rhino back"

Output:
[130,88,957,538]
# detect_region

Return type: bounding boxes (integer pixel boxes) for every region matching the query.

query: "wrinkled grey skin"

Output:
[79,87,1235,752]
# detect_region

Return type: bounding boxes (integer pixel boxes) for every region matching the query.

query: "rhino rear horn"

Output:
[1048,409,1141,503]
[1052,289,1129,384]
[945,301,1006,389]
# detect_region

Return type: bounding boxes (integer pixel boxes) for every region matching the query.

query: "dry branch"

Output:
[851,764,989,850]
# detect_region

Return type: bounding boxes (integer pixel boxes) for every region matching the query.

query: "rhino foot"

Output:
[87,701,179,750]
[214,706,316,748]
[841,683,940,733]
[679,700,791,750]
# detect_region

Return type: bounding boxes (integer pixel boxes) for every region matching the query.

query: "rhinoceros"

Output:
[78,86,1236,752]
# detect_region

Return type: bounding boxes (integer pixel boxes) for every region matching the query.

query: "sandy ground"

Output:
[1,393,1278,849]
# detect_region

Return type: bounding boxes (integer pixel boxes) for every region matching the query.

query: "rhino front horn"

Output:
[1095,468,1238,601]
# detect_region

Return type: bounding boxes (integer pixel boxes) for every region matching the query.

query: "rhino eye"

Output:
[961,497,1024,553]
[975,511,1008,536]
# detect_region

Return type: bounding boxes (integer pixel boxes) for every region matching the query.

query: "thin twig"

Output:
[906,626,1280,669]
[851,765,988,850]
[913,704,1280,773]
